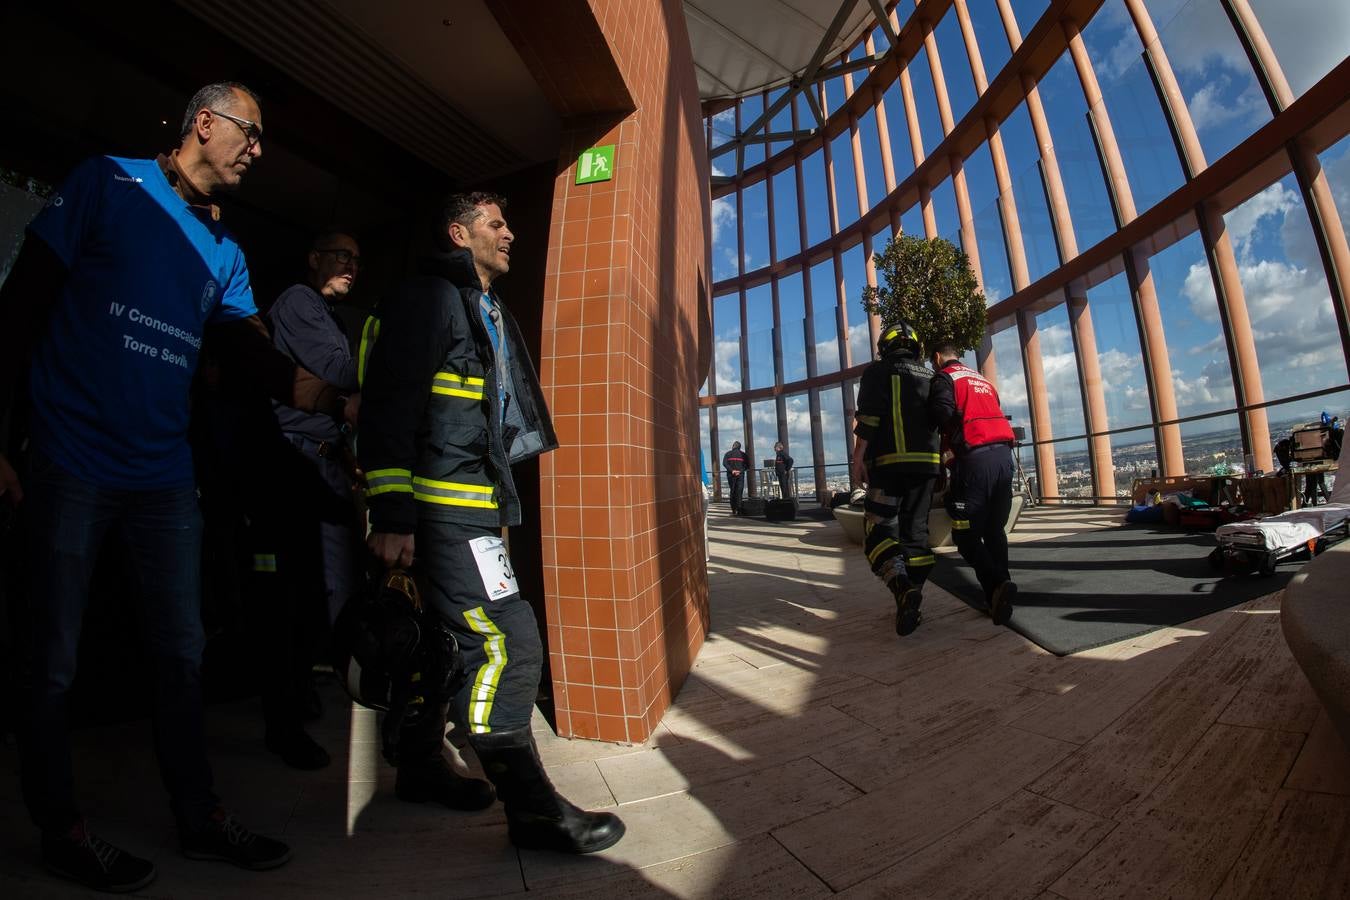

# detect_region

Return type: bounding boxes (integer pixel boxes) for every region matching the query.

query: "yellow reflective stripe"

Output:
[412,476,498,509]
[867,538,898,564]
[251,554,277,573]
[857,414,881,427]
[464,606,508,733]
[431,372,485,400]
[951,519,971,531]
[891,374,907,455]
[366,467,413,497]
[908,554,936,567]
[875,451,942,465]
[357,315,381,388]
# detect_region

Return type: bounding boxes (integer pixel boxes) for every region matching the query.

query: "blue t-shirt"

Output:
[26,155,256,488]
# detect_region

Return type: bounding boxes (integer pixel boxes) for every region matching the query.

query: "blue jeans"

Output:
[19,450,217,834]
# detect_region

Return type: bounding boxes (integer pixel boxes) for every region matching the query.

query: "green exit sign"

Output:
[576,145,615,184]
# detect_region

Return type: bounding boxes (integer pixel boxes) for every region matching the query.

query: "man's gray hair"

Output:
[180,82,261,140]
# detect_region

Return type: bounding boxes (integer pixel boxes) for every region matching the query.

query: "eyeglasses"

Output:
[208,109,263,148]
[315,248,361,267]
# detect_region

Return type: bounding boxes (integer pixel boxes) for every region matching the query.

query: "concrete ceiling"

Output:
[171,0,875,181]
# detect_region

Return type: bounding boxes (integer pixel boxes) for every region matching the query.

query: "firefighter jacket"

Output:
[358,248,557,533]
[853,348,941,475]
[929,359,1015,458]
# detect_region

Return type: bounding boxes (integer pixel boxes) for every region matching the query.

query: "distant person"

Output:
[773,441,794,499]
[929,341,1017,627]
[723,441,748,514]
[850,323,940,636]
[1274,437,1292,477]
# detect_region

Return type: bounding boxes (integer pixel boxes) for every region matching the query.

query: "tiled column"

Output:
[494,0,709,743]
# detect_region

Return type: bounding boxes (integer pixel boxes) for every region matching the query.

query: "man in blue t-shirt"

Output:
[0,81,356,893]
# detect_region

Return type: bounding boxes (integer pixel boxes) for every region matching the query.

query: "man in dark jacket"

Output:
[929,341,1017,626]
[773,442,794,499]
[850,323,941,636]
[359,192,623,854]
[723,440,748,513]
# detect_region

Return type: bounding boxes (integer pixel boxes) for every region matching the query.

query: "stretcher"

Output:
[1211,503,1350,576]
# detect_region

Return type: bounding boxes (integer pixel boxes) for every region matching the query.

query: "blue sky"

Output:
[704,0,1349,465]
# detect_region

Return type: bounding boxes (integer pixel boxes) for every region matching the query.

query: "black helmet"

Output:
[877,321,920,357]
[332,569,465,713]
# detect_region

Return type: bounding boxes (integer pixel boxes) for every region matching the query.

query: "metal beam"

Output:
[811,51,887,82]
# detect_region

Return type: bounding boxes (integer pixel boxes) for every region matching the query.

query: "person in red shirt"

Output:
[928,341,1017,626]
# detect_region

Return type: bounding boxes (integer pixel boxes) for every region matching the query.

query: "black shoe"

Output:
[990,580,1017,627]
[395,757,496,811]
[266,727,331,770]
[182,810,291,871]
[891,582,923,637]
[42,820,156,893]
[471,727,625,854]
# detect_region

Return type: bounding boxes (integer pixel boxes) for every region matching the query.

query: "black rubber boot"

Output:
[470,727,625,854]
[888,578,923,637]
[395,755,495,810]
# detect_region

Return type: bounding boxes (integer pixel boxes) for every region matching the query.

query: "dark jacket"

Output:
[854,348,940,475]
[774,450,793,477]
[358,248,556,533]
[723,448,748,475]
[268,283,360,443]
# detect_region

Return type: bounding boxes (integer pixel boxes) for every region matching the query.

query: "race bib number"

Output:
[469,535,518,601]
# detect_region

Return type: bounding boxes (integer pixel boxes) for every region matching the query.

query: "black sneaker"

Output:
[266,727,331,770]
[182,810,291,871]
[42,820,157,893]
[990,580,1017,626]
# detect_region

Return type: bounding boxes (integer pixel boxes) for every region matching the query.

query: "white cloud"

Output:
[1186,76,1265,132]
[713,337,741,393]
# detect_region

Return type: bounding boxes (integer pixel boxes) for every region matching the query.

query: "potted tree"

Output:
[860,233,987,354]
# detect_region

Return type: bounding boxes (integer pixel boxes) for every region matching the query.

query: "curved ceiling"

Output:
[685,0,879,100]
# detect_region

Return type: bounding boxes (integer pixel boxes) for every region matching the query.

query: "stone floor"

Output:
[3,504,1349,898]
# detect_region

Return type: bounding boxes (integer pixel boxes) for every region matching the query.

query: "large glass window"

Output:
[965,142,1014,304]
[810,257,841,375]
[801,147,831,247]
[772,166,800,261]
[1082,0,1186,214]
[882,80,917,179]
[830,128,861,229]
[1247,0,1350,100]
[742,180,769,274]
[784,391,813,484]
[840,243,871,368]
[745,282,775,390]
[1181,412,1243,475]
[1039,52,1116,251]
[1146,228,1236,418]
[967,0,1012,78]
[750,398,778,479]
[818,384,849,472]
[713,291,742,393]
[699,408,713,492]
[712,190,738,284]
[1086,270,1154,434]
[990,323,1038,491]
[778,271,808,383]
[857,106,888,210]
[1035,302,1090,497]
[740,93,766,169]
[1147,0,1272,165]
[907,45,944,158]
[768,86,794,157]
[1001,102,1061,283]
[1320,134,1350,243]
[930,177,959,244]
[1011,0,1051,36]
[934,9,978,123]
[1222,172,1345,400]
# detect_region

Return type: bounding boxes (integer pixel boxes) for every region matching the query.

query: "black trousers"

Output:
[394,521,544,761]
[776,470,792,499]
[945,445,1014,598]
[727,472,745,512]
[863,470,937,590]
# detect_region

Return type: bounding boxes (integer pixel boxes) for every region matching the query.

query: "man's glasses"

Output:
[315,248,361,267]
[208,109,263,148]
